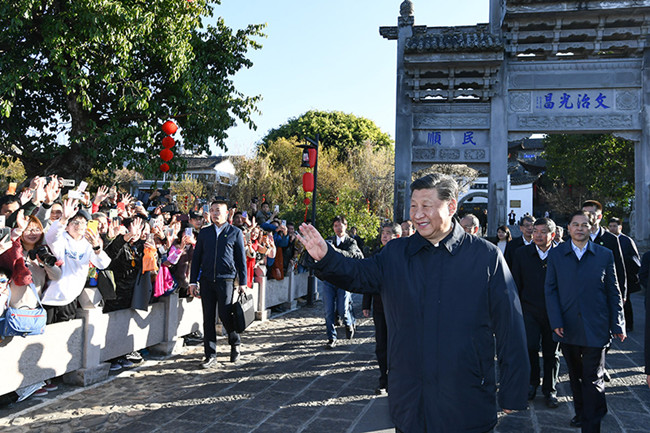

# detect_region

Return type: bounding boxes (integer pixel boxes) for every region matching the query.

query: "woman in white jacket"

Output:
[42,198,111,324]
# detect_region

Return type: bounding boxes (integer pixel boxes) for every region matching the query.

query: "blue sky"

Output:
[208,0,489,156]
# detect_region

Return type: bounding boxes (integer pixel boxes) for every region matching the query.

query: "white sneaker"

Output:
[15,382,46,402]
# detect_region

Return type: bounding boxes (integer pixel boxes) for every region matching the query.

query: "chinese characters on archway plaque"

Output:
[534,90,611,111]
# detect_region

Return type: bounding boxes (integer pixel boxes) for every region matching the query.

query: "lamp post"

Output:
[298,135,319,306]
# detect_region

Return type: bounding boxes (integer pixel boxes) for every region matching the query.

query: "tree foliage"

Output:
[259,110,393,160]
[0,0,264,180]
[541,134,635,219]
[230,136,393,242]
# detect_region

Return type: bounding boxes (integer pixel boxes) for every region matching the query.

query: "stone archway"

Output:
[458,191,489,209]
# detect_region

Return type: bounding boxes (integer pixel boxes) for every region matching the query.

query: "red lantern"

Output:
[302,172,314,192]
[162,136,175,149]
[162,120,178,135]
[308,148,317,168]
[160,148,174,162]
[160,163,170,172]
[303,198,311,205]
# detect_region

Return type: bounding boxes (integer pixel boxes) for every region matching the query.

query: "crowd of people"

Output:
[2,172,649,433]
[0,176,302,401]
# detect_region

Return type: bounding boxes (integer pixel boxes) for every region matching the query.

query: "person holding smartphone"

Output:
[189,199,247,368]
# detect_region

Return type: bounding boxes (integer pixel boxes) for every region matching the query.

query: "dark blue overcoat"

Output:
[313,222,529,433]
[544,241,624,348]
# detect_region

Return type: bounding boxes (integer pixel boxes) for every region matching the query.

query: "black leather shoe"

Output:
[570,415,582,428]
[545,395,559,409]
[527,385,537,400]
[346,325,355,339]
[230,346,241,363]
[201,356,217,369]
[603,369,611,382]
[326,339,336,349]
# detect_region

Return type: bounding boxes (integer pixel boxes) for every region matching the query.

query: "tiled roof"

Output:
[183,156,228,170]
[405,29,503,53]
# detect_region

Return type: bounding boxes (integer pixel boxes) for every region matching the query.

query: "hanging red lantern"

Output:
[302,172,314,192]
[162,136,175,149]
[162,120,178,135]
[160,148,174,162]
[160,163,170,172]
[308,148,317,168]
[303,198,311,205]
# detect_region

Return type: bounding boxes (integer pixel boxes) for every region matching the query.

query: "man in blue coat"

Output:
[298,173,529,433]
[545,210,625,432]
[190,199,247,368]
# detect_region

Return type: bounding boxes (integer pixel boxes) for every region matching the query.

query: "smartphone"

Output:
[0,215,5,229]
[87,220,99,234]
[184,228,193,237]
[135,201,143,207]
[109,209,118,219]
[7,182,17,195]
[77,181,88,192]
[117,202,126,212]
[61,179,76,187]
[242,211,248,218]
[274,205,280,213]
[281,220,286,226]
[68,190,85,200]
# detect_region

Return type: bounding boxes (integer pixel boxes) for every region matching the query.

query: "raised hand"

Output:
[61,198,79,223]
[44,176,61,204]
[94,185,109,205]
[19,188,33,205]
[296,223,328,261]
[84,228,103,251]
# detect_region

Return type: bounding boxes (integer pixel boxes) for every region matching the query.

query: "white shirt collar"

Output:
[536,245,550,261]
[336,235,346,245]
[523,237,533,246]
[571,241,588,260]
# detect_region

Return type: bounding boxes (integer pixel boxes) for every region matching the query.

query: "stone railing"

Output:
[0,271,311,396]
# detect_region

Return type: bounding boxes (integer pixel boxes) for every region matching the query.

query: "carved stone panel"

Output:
[413,130,489,147]
[412,147,489,163]
[413,113,490,129]
[513,114,636,131]
[616,89,640,111]
[509,91,531,112]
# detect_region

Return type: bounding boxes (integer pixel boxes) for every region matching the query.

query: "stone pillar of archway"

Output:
[634,48,650,249]
[393,3,414,222]
[488,61,508,236]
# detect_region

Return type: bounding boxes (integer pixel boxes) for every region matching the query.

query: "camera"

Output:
[28,245,58,267]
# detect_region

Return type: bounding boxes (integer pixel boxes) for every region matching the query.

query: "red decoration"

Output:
[160,163,170,172]
[162,120,178,135]
[162,136,175,149]
[308,148,317,168]
[160,148,174,162]
[303,198,311,205]
[302,172,314,192]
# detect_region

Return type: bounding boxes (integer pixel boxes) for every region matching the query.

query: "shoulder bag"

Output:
[0,284,47,337]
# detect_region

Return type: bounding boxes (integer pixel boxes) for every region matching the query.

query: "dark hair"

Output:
[608,217,621,225]
[496,225,512,241]
[534,217,556,233]
[460,213,479,228]
[0,194,20,209]
[210,199,228,207]
[519,215,536,226]
[233,211,243,218]
[0,266,12,280]
[410,173,459,202]
[569,210,594,226]
[332,215,348,226]
[581,200,603,213]
[381,222,402,237]
[286,221,295,227]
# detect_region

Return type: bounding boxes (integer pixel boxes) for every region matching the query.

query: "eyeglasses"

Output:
[70,220,87,226]
[24,228,43,234]
[0,278,8,284]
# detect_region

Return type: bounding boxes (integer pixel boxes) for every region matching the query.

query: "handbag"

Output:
[131,271,153,311]
[0,284,47,338]
[232,292,255,333]
[97,269,117,300]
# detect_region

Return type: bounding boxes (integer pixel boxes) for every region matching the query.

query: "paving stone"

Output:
[219,407,272,426]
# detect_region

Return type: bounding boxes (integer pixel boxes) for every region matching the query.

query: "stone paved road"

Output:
[1,293,649,433]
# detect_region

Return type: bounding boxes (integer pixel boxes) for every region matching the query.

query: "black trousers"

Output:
[561,343,607,433]
[200,278,240,358]
[373,309,388,388]
[623,296,633,330]
[523,309,560,396]
[45,301,78,324]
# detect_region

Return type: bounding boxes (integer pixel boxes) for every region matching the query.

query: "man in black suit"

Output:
[512,217,560,408]
[505,215,535,269]
[608,217,640,332]
[545,210,625,432]
[320,215,363,348]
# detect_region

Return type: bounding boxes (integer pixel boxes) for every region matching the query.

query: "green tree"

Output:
[541,134,635,219]
[260,110,393,160]
[0,0,264,180]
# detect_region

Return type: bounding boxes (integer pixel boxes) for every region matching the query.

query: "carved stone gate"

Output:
[382,0,650,247]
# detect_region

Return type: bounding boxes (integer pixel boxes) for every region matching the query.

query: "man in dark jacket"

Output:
[511,218,560,408]
[189,199,247,368]
[545,210,625,432]
[320,215,363,348]
[299,173,529,433]
[608,217,640,332]
[504,215,535,270]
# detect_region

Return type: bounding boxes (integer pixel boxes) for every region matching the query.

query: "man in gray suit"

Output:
[545,210,625,432]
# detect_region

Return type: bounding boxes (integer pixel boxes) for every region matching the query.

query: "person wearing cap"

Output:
[42,198,111,323]
[188,210,205,233]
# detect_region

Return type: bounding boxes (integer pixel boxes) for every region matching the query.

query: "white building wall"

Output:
[459,175,533,221]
